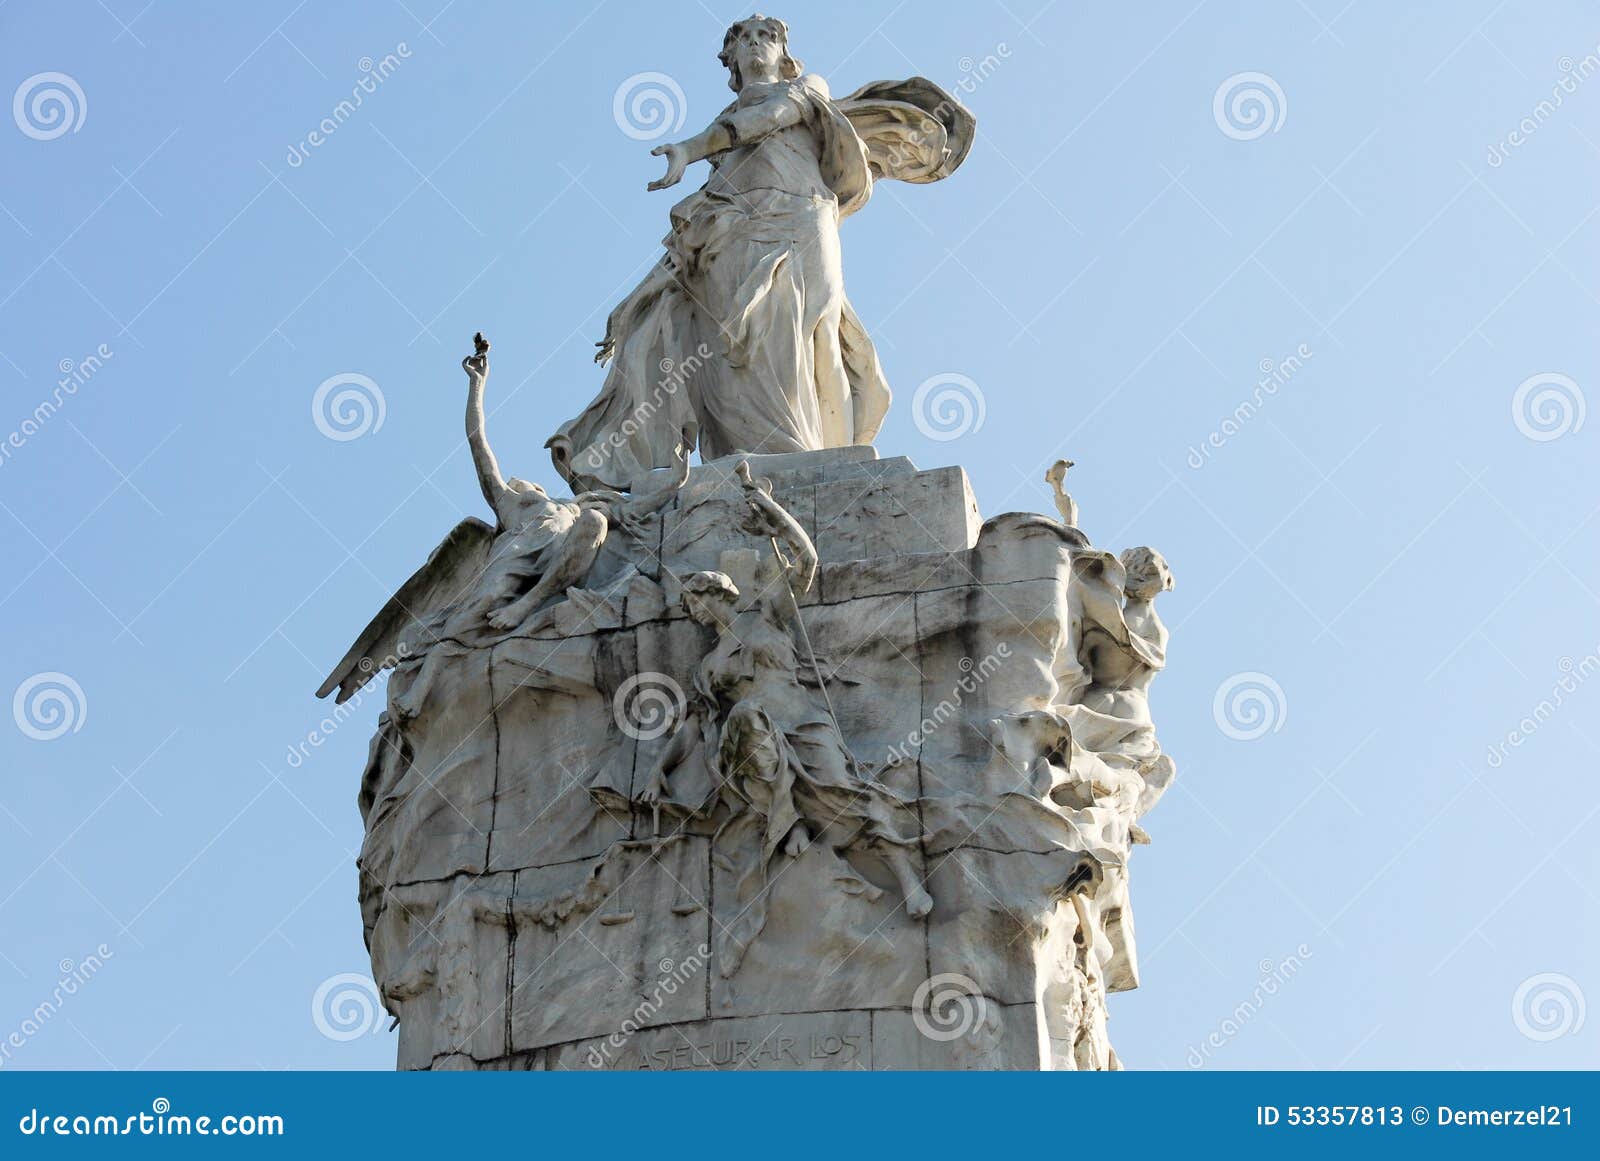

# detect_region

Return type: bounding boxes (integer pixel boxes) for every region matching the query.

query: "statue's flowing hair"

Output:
[719,14,804,92]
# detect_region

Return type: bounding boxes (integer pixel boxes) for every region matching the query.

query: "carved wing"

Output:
[838,77,976,184]
[316,517,497,704]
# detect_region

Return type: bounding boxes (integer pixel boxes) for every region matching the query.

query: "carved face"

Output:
[733,23,782,80]
[1120,547,1173,599]
[720,16,796,90]
[684,590,736,627]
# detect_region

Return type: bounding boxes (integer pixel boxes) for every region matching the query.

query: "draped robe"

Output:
[547,75,974,491]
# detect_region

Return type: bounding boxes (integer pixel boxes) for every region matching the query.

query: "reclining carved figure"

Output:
[316,334,688,717]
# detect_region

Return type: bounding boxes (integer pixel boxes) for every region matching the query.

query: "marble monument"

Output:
[318,15,1176,1070]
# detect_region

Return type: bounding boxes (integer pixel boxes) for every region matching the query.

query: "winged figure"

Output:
[317,334,688,715]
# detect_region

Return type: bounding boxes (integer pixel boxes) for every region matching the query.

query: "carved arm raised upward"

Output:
[462,334,507,519]
[735,460,818,599]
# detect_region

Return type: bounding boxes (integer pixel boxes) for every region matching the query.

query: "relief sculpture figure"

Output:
[639,461,932,976]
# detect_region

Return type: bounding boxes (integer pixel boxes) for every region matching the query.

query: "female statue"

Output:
[548,15,974,490]
[640,461,932,976]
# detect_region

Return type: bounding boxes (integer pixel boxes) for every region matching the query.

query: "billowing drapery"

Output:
[547,76,974,491]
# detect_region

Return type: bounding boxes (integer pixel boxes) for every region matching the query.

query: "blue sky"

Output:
[1,0,1596,1070]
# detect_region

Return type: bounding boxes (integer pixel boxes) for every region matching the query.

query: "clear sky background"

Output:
[1,0,1596,1070]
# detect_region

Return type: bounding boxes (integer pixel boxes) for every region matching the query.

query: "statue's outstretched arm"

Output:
[462,335,507,516]
[647,91,807,191]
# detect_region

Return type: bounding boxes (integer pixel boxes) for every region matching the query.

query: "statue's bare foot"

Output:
[784,824,811,857]
[486,602,530,631]
[904,885,934,919]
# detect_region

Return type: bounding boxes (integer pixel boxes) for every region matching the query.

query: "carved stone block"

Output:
[340,449,1173,1070]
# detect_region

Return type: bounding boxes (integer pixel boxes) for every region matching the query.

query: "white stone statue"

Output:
[639,460,933,975]
[316,334,687,713]
[1067,546,1174,760]
[547,14,975,490]
[1046,458,1079,527]
[323,19,1186,1071]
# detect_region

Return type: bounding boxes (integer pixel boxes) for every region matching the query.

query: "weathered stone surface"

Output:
[506,838,712,1053]
[871,1002,1043,1070]
[551,1009,874,1071]
[379,871,513,1070]
[319,22,1177,1069]
[333,442,1176,1071]
[707,838,929,1020]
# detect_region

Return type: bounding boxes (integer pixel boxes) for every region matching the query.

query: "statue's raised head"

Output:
[719,14,803,92]
[1119,546,1173,599]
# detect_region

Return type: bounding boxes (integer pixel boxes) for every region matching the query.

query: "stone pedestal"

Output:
[349,448,1172,1070]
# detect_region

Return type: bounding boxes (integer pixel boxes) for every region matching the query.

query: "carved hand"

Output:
[647,142,690,191]
[463,331,489,380]
[639,767,668,806]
